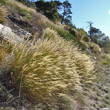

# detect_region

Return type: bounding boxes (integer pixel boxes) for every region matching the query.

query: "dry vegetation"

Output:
[0,1,99,109]
[0,5,7,24]
[0,28,94,107]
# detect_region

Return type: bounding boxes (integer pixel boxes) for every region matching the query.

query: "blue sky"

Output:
[68,0,110,37]
[34,0,110,37]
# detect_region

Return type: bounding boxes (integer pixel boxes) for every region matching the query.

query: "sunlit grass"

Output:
[8,28,94,103]
[0,28,94,104]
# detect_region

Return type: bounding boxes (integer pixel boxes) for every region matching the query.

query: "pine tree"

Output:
[35,0,59,21]
[54,0,62,10]
[61,0,72,24]
[35,0,45,12]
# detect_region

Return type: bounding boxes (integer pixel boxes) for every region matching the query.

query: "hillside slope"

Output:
[0,0,110,110]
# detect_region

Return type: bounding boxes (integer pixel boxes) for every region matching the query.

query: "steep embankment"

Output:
[0,0,110,110]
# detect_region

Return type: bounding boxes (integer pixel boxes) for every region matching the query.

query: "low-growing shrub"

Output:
[47,23,82,47]
[101,60,110,65]
[80,40,89,49]
[89,42,101,53]
[100,54,110,65]
[100,53,110,60]
[0,0,7,5]
[17,8,32,19]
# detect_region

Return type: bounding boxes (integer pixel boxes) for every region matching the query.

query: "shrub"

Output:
[17,8,32,19]
[69,28,78,38]
[80,36,91,42]
[0,0,7,5]
[47,23,82,47]
[100,53,110,60]
[7,28,94,104]
[101,60,110,65]
[77,28,87,38]
[80,40,89,49]
[100,54,110,65]
[89,42,101,53]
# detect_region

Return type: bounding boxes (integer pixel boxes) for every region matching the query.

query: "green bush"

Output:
[0,0,7,5]
[100,54,110,65]
[89,42,101,53]
[47,23,82,47]
[17,8,32,19]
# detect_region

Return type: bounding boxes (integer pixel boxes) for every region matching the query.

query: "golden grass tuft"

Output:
[42,28,59,40]
[0,28,94,104]
[6,28,94,103]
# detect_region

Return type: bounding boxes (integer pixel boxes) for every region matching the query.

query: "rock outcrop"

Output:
[0,24,31,44]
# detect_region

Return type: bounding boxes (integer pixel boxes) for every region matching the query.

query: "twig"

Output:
[17,70,24,108]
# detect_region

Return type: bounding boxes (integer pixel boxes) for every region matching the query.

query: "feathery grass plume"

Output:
[42,28,95,84]
[9,28,94,103]
[0,5,7,24]
[11,39,80,103]
[42,28,59,40]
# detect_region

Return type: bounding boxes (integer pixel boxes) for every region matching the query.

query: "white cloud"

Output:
[108,10,110,15]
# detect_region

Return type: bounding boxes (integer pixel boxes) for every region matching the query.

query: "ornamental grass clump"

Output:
[10,28,94,103]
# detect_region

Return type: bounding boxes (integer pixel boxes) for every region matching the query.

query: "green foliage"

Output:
[103,98,110,104]
[100,54,110,65]
[69,28,78,37]
[102,60,110,65]
[61,0,72,24]
[100,36,110,53]
[77,28,87,37]
[35,1,60,21]
[0,0,7,5]
[18,8,27,15]
[47,23,82,47]
[17,8,32,19]
[87,24,110,53]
